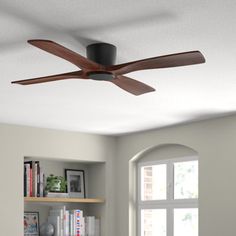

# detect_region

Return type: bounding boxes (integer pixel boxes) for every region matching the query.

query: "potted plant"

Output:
[46,174,67,194]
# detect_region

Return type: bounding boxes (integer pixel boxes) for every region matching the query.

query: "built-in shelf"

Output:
[24,197,105,203]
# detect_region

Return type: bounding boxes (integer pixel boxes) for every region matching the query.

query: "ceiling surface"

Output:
[0,0,236,135]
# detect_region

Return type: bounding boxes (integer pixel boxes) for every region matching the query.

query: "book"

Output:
[24,161,33,197]
[24,163,31,197]
[70,212,75,236]
[32,161,39,197]
[65,210,70,236]
[24,165,27,197]
[74,209,83,236]
[36,162,40,197]
[39,166,44,197]
[81,216,85,236]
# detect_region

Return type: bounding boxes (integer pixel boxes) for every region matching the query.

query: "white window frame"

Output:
[137,156,198,236]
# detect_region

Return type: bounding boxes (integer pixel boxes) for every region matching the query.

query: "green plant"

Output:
[46,174,67,193]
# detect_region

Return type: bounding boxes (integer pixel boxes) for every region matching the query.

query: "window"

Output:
[138,157,198,236]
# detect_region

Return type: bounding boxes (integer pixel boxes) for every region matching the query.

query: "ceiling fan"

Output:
[12,40,205,95]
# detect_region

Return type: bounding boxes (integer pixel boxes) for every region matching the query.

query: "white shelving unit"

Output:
[24,157,106,232]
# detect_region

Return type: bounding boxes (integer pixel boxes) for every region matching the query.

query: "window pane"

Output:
[141,164,166,200]
[141,209,166,236]
[174,208,198,236]
[174,161,198,199]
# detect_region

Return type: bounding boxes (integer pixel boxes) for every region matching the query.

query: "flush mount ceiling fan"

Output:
[12,40,205,95]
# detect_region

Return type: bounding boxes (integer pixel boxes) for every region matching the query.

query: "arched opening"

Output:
[129,143,198,236]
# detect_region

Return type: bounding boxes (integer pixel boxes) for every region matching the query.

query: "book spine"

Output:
[74,210,77,236]
[64,208,67,236]
[55,215,60,236]
[34,161,39,197]
[39,167,44,197]
[24,165,27,197]
[75,209,83,236]
[25,164,30,197]
[81,216,85,236]
[65,211,69,236]
[32,161,36,197]
[61,209,64,236]
[24,161,33,197]
[37,162,40,197]
[70,213,74,236]
[30,166,32,197]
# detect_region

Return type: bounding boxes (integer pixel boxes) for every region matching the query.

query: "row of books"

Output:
[24,161,45,197]
[48,205,100,236]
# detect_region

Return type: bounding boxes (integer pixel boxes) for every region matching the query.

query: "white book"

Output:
[48,215,60,236]
[39,166,44,197]
[70,213,75,236]
[74,209,83,236]
[73,210,77,236]
[69,212,74,236]
[33,162,37,197]
[65,210,70,236]
[81,216,85,236]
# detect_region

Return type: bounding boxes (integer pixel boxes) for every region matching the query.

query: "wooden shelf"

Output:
[24,197,105,203]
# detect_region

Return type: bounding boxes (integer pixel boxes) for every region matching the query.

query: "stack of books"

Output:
[47,205,100,236]
[24,160,45,197]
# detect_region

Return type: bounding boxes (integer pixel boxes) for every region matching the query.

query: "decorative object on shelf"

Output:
[24,212,40,236]
[45,174,67,193]
[65,169,86,198]
[40,222,54,236]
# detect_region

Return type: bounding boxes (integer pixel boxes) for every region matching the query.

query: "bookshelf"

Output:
[24,157,106,235]
[24,197,105,203]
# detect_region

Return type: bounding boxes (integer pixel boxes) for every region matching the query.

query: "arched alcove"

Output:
[129,143,198,236]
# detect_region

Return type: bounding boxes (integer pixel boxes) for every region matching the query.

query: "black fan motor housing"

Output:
[86,43,117,81]
[86,43,116,66]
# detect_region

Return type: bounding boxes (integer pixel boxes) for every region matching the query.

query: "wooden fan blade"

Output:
[108,51,205,75]
[11,71,87,85]
[28,39,102,71]
[111,75,155,95]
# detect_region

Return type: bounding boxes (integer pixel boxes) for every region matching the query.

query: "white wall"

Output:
[1,114,236,236]
[0,123,116,236]
[115,115,236,236]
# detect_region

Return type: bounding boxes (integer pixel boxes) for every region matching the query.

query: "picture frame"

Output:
[24,212,40,236]
[65,169,86,198]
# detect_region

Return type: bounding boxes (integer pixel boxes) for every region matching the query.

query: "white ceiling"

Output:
[0,0,236,135]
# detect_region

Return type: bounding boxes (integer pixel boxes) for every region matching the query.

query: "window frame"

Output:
[137,156,198,236]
